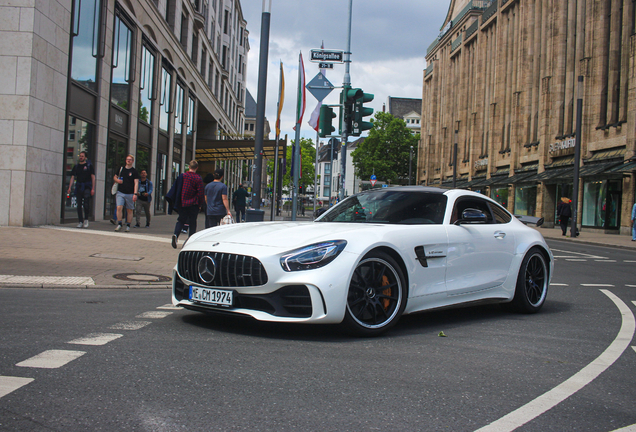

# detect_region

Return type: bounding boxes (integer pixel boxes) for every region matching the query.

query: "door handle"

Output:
[494,231,506,239]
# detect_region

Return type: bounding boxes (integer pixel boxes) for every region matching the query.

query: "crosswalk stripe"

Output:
[157,304,181,310]
[16,350,85,369]
[0,376,34,399]
[581,284,615,287]
[67,333,123,346]
[136,311,172,319]
[109,321,151,330]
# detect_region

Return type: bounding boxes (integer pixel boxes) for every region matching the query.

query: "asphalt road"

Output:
[0,240,634,431]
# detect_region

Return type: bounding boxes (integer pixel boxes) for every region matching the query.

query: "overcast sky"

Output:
[241,0,450,144]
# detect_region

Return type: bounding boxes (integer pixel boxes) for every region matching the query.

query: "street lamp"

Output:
[409,146,413,185]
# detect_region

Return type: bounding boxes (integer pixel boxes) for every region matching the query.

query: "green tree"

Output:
[267,137,316,194]
[351,111,420,185]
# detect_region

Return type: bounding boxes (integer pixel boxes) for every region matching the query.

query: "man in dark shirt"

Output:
[67,151,95,228]
[232,183,250,222]
[172,160,204,248]
[134,169,153,228]
[113,154,139,232]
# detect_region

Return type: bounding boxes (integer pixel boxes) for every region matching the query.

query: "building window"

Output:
[174,83,185,136]
[139,45,156,124]
[192,32,198,65]
[221,45,227,69]
[200,47,206,76]
[513,186,537,216]
[223,10,229,34]
[111,11,134,111]
[68,130,76,140]
[180,12,188,50]
[159,65,172,133]
[70,0,102,92]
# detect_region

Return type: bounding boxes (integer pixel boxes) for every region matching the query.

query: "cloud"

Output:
[242,0,449,143]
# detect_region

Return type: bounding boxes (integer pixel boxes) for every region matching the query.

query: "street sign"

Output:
[370,179,377,186]
[370,174,376,180]
[310,49,344,63]
[382,184,388,188]
[319,63,334,69]
[306,72,334,102]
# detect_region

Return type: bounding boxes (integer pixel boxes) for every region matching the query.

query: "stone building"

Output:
[421,0,636,235]
[0,0,249,226]
[386,96,422,135]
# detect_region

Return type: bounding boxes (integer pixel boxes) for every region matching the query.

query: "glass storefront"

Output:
[490,187,508,208]
[514,185,537,216]
[554,183,574,224]
[105,136,127,218]
[155,152,168,213]
[582,179,621,229]
[70,0,101,92]
[136,144,151,173]
[159,66,172,132]
[63,117,96,220]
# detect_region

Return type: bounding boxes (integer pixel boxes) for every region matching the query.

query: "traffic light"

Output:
[339,86,362,135]
[318,105,336,138]
[351,91,374,136]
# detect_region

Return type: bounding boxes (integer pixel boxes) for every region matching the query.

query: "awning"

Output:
[546,156,575,168]
[506,170,538,185]
[606,160,636,173]
[466,176,487,188]
[195,139,285,162]
[536,167,574,183]
[584,147,625,163]
[578,161,622,177]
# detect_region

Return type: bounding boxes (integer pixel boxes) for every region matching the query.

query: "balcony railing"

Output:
[465,20,479,39]
[425,62,434,77]
[451,35,463,52]
[426,0,493,55]
[482,0,498,22]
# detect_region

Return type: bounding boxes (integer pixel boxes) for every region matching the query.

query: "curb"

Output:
[0,283,172,290]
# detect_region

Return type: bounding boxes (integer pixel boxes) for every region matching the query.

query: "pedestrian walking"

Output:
[232,183,249,222]
[632,202,636,241]
[171,160,204,249]
[205,168,232,228]
[556,196,572,236]
[113,155,140,232]
[67,151,95,228]
[134,169,153,228]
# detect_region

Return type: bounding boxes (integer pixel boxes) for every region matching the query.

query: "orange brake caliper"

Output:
[381,275,391,309]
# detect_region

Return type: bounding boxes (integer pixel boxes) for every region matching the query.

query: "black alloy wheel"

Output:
[343,251,407,336]
[511,247,549,313]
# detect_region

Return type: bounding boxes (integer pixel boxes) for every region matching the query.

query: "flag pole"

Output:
[291,52,303,221]
[271,61,284,221]
[313,131,319,217]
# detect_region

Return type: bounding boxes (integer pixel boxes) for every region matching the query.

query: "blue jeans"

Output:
[174,206,199,237]
[632,223,636,240]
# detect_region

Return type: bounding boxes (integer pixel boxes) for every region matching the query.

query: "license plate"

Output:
[189,286,233,307]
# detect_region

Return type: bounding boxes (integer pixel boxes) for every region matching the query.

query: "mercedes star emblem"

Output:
[197,255,216,283]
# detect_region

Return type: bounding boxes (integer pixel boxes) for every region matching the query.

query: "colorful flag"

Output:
[308,102,321,132]
[275,61,284,138]
[294,52,306,129]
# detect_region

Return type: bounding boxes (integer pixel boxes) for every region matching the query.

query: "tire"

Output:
[342,251,407,336]
[510,247,549,313]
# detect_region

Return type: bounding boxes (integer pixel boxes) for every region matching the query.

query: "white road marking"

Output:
[136,311,172,319]
[611,423,636,432]
[581,284,615,287]
[565,259,587,262]
[16,350,86,369]
[0,275,94,285]
[550,283,568,286]
[476,290,635,432]
[0,376,34,399]
[40,225,174,244]
[594,260,616,262]
[624,260,636,263]
[627,285,636,288]
[551,249,607,259]
[109,321,152,330]
[157,304,180,310]
[67,333,123,346]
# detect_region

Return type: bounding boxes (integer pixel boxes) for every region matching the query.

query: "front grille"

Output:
[178,251,268,287]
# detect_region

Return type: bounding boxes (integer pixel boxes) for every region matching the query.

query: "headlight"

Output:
[280,240,347,272]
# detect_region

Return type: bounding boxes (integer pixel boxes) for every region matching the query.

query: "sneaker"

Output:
[76,223,83,228]
[133,224,140,228]
[171,234,178,249]
[110,218,116,225]
[145,224,150,228]
[125,225,130,232]
[83,220,89,228]
[115,224,122,231]
[181,228,188,234]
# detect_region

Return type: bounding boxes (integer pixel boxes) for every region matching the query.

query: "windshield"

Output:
[317,191,447,224]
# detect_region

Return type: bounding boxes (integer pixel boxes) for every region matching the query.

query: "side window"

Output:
[489,202,512,224]
[452,198,494,223]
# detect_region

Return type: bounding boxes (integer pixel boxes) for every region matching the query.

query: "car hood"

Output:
[189,221,387,250]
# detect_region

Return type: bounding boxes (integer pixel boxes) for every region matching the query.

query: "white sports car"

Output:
[171,187,553,336]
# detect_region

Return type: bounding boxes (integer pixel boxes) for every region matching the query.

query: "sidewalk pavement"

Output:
[0,210,633,290]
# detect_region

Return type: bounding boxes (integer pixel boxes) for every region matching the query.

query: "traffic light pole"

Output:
[339,0,353,202]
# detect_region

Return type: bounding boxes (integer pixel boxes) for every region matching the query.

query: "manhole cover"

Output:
[113,273,171,282]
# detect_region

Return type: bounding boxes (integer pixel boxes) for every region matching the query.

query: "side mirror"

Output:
[455,208,488,225]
